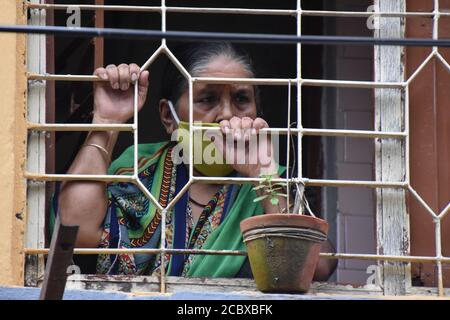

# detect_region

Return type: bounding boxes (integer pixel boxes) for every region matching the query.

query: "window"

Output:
[24,0,450,297]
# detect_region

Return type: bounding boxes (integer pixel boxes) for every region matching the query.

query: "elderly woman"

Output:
[54,42,336,279]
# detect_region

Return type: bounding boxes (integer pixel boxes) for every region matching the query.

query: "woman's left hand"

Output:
[212,116,279,178]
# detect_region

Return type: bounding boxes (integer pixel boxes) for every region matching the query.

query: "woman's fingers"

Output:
[105,64,120,90]
[226,116,266,141]
[93,67,108,80]
[129,63,141,84]
[118,64,131,91]
[241,117,254,141]
[252,117,269,131]
[229,117,243,139]
[138,70,150,109]
[104,64,142,91]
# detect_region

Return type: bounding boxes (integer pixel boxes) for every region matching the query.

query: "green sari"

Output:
[53,141,283,277]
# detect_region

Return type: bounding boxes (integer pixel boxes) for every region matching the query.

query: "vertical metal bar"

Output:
[433,0,444,298]
[296,0,303,183]
[433,0,440,53]
[159,2,167,290]
[189,80,194,180]
[161,0,166,47]
[434,218,444,296]
[160,208,167,294]
[133,80,139,179]
[286,83,291,213]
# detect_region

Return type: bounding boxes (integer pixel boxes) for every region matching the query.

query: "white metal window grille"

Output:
[24,0,450,297]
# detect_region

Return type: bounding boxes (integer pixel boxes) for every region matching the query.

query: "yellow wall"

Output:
[0,1,27,286]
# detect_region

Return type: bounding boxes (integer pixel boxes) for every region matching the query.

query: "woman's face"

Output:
[175,55,258,123]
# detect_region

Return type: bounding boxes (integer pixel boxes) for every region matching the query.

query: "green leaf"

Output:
[253,195,269,203]
[270,198,279,206]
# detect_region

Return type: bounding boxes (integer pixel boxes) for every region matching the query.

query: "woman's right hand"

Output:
[93,63,150,124]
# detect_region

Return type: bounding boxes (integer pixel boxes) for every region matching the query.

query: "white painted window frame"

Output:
[25,0,47,287]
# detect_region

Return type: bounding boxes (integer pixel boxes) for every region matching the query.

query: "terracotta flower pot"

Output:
[240,214,328,293]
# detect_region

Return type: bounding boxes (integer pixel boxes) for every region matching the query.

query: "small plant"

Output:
[252,174,315,217]
[252,174,288,213]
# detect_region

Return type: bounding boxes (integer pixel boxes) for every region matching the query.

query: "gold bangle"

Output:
[83,143,110,160]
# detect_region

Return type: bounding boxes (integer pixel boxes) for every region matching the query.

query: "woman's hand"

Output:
[92,63,149,124]
[214,116,279,178]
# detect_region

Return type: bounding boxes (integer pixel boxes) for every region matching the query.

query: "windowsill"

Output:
[61,275,448,298]
[64,274,386,299]
[2,275,447,299]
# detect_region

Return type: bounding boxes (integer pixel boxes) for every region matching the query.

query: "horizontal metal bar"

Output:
[25,3,445,18]
[165,6,296,16]
[27,123,135,132]
[192,126,406,139]
[304,179,408,188]
[27,3,161,13]
[301,10,435,18]
[191,176,408,188]
[5,25,450,47]
[302,79,405,89]
[26,3,296,16]
[192,176,287,184]
[194,77,405,88]
[27,73,405,90]
[24,248,450,264]
[24,248,247,256]
[192,77,295,85]
[25,172,135,183]
[319,253,450,264]
[302,128,406,139]
[28,73,103,82]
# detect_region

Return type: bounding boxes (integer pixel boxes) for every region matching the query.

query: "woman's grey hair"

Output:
[160,42,261,113]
